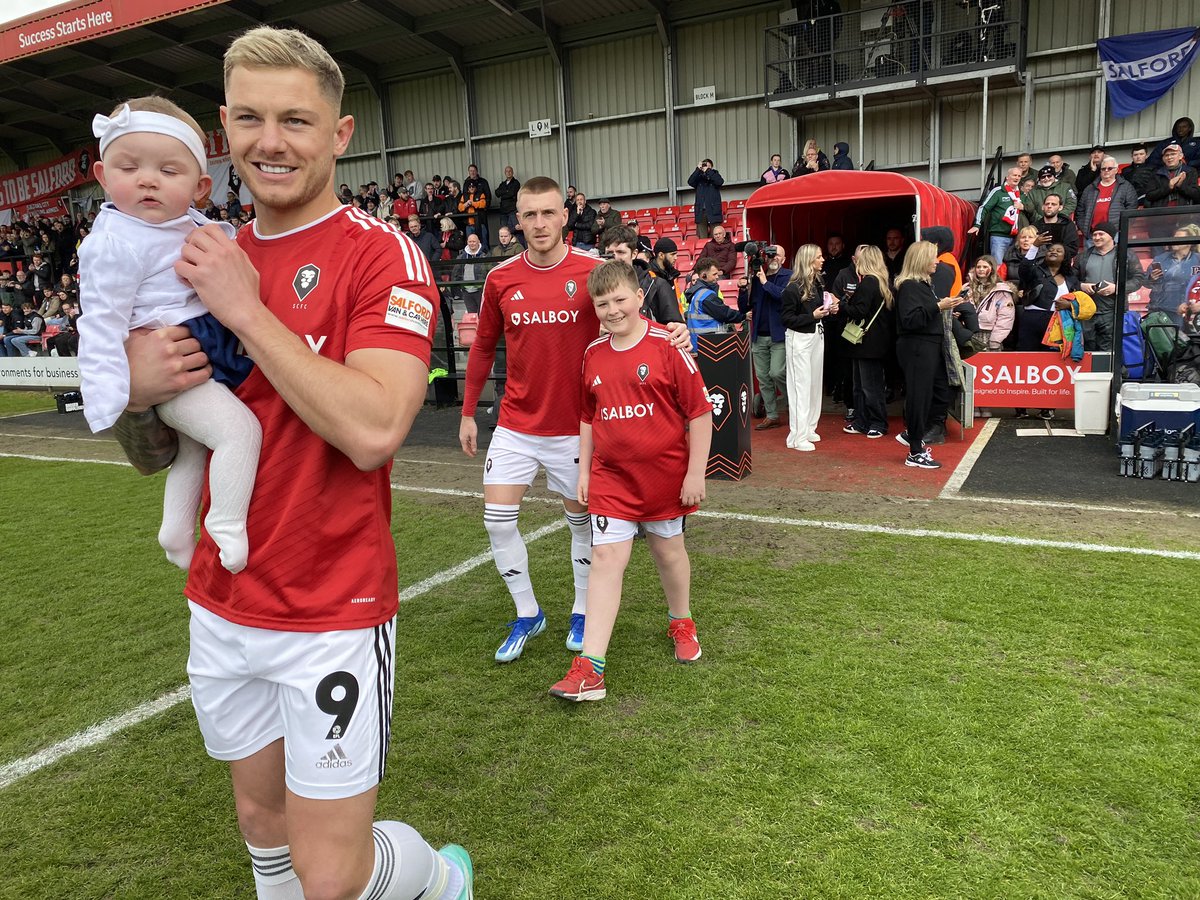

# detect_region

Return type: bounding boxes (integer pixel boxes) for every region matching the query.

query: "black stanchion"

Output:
[695,329,752,480]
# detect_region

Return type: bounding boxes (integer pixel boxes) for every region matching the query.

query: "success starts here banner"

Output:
[0,0,231,65]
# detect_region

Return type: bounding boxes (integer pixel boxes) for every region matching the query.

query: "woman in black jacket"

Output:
[842,245,894,438]
[894,241,958,469]
[1015,241,1077,419]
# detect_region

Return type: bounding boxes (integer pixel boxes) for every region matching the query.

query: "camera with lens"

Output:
[739,241,777,277]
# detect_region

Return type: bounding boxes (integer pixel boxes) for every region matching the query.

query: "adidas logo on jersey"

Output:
[592,375,602,386]
[316,744,354,769]
[509,289,526,303]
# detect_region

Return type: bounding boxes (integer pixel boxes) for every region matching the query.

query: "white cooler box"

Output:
[1116,383,1200,436]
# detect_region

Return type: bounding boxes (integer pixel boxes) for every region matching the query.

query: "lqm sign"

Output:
[969,352,1094,409]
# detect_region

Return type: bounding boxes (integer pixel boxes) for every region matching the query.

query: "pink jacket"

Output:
[972,282,1017,349]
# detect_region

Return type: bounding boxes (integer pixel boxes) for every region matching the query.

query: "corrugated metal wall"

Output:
[675,8,777,98]
[335,157,387,192]
[574,118,667,196]
[475,138,562,186]
[677,103,790,185]
[387,74,464,148]
[343,88,381,156]
[474,56,557,136]
[471,54,562,182]
[569,33,664,119]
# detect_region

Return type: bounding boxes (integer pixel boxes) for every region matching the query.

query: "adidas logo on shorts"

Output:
[316,743,354,769]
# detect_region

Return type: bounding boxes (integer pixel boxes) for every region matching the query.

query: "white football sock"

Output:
[565,510,592,615]
[357,821,464,900]
[484,503,538,617]
[246,843,304,900]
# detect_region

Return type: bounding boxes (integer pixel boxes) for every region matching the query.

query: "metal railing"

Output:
[765,0,1027,100]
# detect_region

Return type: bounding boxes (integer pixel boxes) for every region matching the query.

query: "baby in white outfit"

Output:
[78,98,261,573]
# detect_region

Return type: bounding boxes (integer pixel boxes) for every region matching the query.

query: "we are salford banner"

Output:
[1098,26,1200,118]
[0,0,231,64]
[0,145,96,213]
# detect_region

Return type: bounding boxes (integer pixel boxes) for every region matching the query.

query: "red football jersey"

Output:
[185,205,438,632]
[462,248,601,435]
[581,321,713,521]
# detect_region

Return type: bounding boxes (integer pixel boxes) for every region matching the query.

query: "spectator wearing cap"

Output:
[1144,142,1200,210]
[1123,143,1158,205]
[1076,221,1147,352]
[645,237,684,320]
[1075,145,1107,195]
[1075,157,1138,242]
[687,158,725,239]
[1020,164,1077,226]
[1148,116,1200,169]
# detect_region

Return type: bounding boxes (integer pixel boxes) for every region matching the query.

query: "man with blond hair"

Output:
[112,25,472,900]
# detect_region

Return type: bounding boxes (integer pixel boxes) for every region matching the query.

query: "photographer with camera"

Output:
[737,242,792,429]
[687,159,724,239]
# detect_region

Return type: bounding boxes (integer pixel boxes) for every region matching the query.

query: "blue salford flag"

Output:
[1098,26,1200,118]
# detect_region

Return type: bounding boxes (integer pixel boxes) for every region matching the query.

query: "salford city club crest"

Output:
[565,279,577,298]
[637,363,649,382]
[707,386,730,430]
[293,264,320,302]
[595,515,608,533]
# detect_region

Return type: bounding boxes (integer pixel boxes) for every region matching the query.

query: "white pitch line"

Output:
[0,686,192,790]
[0,451,130,467]
[939,418,998,499]
[943,493,1200,519]
[692,509,1200,561]
[0,407,57,420]
[0,519,565,792]
[394,456,481,468]
[0,431,113,443]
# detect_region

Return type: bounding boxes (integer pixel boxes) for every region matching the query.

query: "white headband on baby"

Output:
[92,104,207,173]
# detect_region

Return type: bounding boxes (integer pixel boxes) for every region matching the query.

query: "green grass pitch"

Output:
[1,458,1198,899]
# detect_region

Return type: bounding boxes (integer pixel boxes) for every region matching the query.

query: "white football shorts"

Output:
[590,514,685,546]
[186,600,395,801]
[484,425,581,498]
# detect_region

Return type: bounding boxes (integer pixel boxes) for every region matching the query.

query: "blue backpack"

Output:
[1122,310,1146,379]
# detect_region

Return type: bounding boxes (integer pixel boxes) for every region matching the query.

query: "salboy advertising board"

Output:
[969,352,1094,409]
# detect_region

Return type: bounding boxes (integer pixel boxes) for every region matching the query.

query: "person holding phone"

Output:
[1030,194,1079,262]
[1076,222,1147,351]
[1147,224,1200,326]
[780,243,834,452]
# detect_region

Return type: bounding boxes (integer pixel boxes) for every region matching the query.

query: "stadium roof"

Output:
[0,0,743,165]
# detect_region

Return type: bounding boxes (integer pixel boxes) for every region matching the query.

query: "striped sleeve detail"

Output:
[345,207,434,286]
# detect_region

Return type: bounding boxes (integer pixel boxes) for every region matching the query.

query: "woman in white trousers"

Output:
[780,243,837,451]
